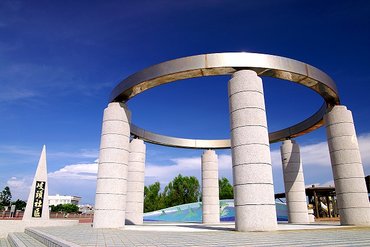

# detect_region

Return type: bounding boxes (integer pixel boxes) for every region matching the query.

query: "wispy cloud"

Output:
[0,145,40,157]
[0,145,98,160]
[0,89,37,102]
[49,149,99,160]
[0,63,112,104]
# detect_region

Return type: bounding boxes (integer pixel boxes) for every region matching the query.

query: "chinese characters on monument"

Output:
[32,181,46,217]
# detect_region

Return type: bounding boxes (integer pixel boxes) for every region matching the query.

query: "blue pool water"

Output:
[143,199,288,222]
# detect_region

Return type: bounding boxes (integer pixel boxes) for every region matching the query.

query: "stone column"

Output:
[201,150,220,224]
[125,138,146,225]
[280,140,309,224]
[325,105,370,225]
[94,102,130,228]
[228,70,277,231]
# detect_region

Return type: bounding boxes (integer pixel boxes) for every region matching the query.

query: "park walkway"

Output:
[2,222,370,247]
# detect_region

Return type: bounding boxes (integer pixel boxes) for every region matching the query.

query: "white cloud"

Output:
[270,149,282,167]
[48,163,98,180]
[218,154,232,170]
[145,157,201,185]
[270,133,370,168]
[270,141,330,168]
[47,162,99,203]
[145,154,233,186]
[301,142,331,166]
[144,133,370,190]
[10,133,369,204]
[358,133,370,167]
[6,176,32,201]
[320,180,335,187]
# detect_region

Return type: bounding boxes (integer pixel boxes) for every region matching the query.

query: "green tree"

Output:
[12,199,27,210]
[144,182,165,213]
[50,204,64,212]
[0,186,12,206]
[62,203,79,213]
[50,203,79,213]
[219,177,233,199]
[163,174,200,208]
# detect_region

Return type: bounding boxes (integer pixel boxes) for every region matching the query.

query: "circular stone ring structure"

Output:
[110,52,340,149]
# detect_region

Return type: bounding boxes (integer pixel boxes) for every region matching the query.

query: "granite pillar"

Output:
[325,105,370,225]
[93,102,130,228]
[280,140,309,224]
[228,70,277,231]
[201,149,220,224]
[125,139,146,225]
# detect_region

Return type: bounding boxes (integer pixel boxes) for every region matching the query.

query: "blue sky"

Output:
[1,0,370,204]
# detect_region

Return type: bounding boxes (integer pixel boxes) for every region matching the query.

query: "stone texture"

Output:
[23,145,50,221]
[125,139,146,225]
[201,150,220,224]
[324,105,370,226]
[0,220,78,238]
[228,70,277,231]
[16,224,370,247]
[280,140,309,224]
[94,102,130,228]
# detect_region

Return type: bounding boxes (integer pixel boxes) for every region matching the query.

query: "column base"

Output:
[235,205,277,232]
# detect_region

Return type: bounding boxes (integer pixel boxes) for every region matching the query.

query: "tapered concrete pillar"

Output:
[23,145,50,221]
[201,149,220,224]
[325,105,370,225]
[94,102,130,228]
[280,140,309,224]
[228,70,277,231]
[125,138,146,225]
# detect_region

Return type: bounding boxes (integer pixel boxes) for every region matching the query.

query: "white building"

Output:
[48,194,81,206]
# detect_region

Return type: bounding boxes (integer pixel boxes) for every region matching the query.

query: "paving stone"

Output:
[11,233,46,247]
[24,224,370,247]
[0,239,10,247]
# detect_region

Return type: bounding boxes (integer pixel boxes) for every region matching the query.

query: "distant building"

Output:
[78,204,94,214]
[48,194,81,206]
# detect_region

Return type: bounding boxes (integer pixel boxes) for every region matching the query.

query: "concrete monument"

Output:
[23,145,49,221]
[94,52,369,231]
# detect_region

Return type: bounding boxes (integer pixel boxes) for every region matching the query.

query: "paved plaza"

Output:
[2,223,370,247]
